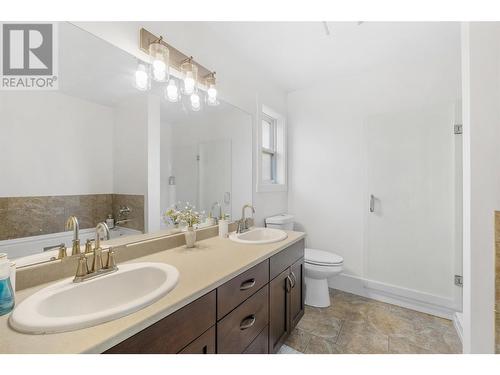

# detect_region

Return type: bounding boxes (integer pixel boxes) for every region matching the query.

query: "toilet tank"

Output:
[265,214,295,231]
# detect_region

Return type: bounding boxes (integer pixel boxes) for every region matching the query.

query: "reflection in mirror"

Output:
[160,100,252,230]
[0,22,253,267]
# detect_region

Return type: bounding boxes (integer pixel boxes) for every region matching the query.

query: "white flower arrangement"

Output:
[165,202,200,228]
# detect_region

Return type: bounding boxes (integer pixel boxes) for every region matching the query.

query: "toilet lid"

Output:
[305,248,343,266]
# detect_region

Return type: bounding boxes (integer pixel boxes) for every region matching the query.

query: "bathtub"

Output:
[0,227,142,267]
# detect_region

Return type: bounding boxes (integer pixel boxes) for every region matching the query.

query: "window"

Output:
[261,114,277,183]
[257,105,287,192]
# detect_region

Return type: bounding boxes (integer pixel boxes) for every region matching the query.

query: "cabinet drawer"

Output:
[270,239,305,280]
[243,325,269,354]
[104,291,216,354]
[217,285,269,354]
[179,326,216,354]
[217,260,269,319]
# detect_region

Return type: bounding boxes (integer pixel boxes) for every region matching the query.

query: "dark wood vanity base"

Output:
[104,239,305,354]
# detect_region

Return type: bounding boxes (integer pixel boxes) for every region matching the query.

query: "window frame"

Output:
[256,105,287,193]
[261,113,277,184]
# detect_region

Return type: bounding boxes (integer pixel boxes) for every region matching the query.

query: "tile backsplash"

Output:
[0,194,144,241]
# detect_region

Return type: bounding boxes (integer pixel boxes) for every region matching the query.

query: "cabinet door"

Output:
[289,258,305,329]
[269,268,291,353]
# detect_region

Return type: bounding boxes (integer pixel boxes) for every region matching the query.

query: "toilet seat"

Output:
[305,248,343,266]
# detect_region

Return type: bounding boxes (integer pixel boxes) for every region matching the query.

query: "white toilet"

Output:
[303,248,343,307]
[265,214,344,308]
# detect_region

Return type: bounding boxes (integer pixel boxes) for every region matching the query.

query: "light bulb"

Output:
[165,79,179,102]
[208,87,217,99]
[152,60,167,81]
[184,73,195,95]
[149,40,169,82]
[190,93,201,111]
[205,73,219,106]
[135,63,149,91]
[207,85,218,106]
[181,59,198,95]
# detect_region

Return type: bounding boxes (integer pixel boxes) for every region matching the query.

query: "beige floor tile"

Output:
[285,328,314,352]
[304,335,341,354]
[335,321,389,354]
[389,336,434,354]
[296,307,343,341]
[285,288,462,355]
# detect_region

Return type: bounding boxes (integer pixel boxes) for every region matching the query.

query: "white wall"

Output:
[73,22,289,225]
[288,60,461,315]
[146,95,161,232]
[0,91,114,197]
[113,95,148,196]
[461,22,500,354]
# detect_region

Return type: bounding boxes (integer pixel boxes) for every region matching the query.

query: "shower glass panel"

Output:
[365,109,460,308]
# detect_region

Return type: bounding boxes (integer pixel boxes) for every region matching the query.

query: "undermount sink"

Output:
[9,262,179,334]
[229,227,288,245]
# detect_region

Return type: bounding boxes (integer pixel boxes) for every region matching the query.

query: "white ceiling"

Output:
[60,22,461,106]
[198,22,461,92]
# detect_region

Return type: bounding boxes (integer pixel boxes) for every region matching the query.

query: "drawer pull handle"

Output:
[240,278,256,291]
[290,272,297,288]
[286,276,292,293]
[240,314,256,330]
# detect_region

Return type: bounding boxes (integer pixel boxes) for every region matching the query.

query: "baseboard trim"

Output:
[453,312,464,345]
[328,273,458,320]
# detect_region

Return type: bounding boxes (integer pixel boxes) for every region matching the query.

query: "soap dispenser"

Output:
[0,253,15,316]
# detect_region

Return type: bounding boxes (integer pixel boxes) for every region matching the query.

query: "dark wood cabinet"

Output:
[217,260,269,320]
[104,291,216,354]
[289,258,305,330]
[217,285,269,353]
[105,239,305,355]
[269,239,305,353]
[179,326,216,354]
[243,325,269,354]
[269,268,291,353]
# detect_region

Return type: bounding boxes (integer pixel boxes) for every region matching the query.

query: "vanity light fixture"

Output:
[165,78,180,102]
[137,28,218,112]
[180,57,198,95]
[149,36,169,82]
[134,62,150,91]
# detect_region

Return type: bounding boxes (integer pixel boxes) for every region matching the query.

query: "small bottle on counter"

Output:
[0,253,15,316]
[106,214,115,229]
[218,215,230,238]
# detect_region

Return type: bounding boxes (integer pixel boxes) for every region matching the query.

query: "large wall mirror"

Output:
[0,22,253,267]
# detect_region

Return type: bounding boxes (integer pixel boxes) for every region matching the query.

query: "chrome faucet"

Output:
[74,222,117,283]
[115,205,132,225]
[43,243,67,260]
[211,201,222,223]
[237,204,255,233]
[65,216,80,255]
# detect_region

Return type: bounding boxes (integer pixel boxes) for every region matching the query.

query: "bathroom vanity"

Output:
[104,239,305,354]
[0,229,305,354]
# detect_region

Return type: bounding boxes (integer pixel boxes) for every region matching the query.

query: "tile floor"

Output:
[283,289,462,354]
